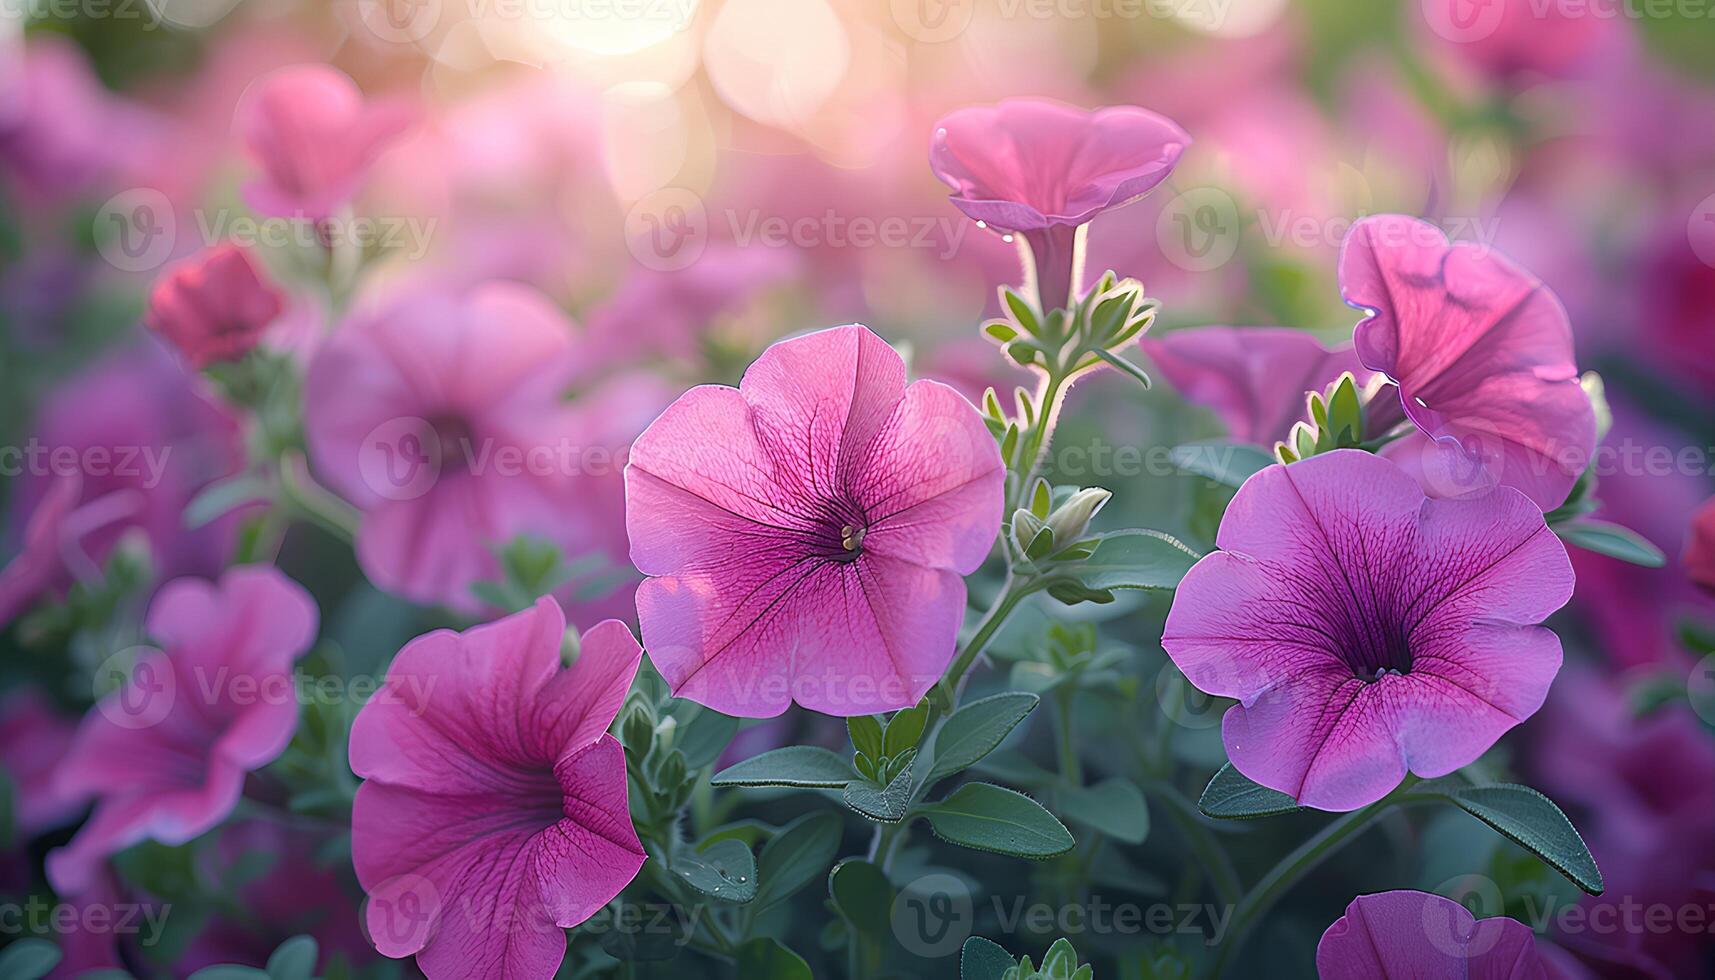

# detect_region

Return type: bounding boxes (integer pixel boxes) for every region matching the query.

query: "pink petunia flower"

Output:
[348,597,646,980]
[1140,327,1369,445]
[0,688,81,837]
[626,324,1005,717]
[234,64,411,220]
[303,282,592,612]
[145,243,285,369]
[1162,450,1572,811]
[930,98,1188,310]
[1689,496,1715,596]
[1316,890,1555,979]
[1339,214,1596,510]
[47,565,318,893]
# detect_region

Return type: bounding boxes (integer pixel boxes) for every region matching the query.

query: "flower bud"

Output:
[144,244,283,369]
[1044,487,1111,550]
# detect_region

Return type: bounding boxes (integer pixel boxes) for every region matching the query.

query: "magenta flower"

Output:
[626,324,1004,717]
[1689,496,1715,596]
[349,597,646,980]
[304,282,590,612]
[1162,450,1572,810]
[930,98,1188,309]
[1140,327,1368,444]
[1317,890,1553,979]
[145,243,285,369]
[47,565,318,893]
[0,688,80,837]
[1339,214,1596,510]
[235,64,411,219]
[0,343,245,628]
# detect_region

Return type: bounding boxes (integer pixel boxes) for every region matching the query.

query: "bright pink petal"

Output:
[1340,214,1595,509]
[1141,327,1367,444]
[1317,890,1550,979]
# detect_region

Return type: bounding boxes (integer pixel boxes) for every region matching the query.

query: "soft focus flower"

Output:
[583,246,799,371]
[349,597,645,980]
[930,98,1188,309]
[1163,449,1572,811]
[1689,496,1715,596]
[234,64,410,219]
[1316,890,1554,979]
[1420,0,1617,81]
[0,37,115,202]
[0,343,245,627]
[0,688,80,836]
[304,282,590,612]
[1340,214,1596,510]
[626,324,1004,717]
[145,243,285,369]
[1140,327,1367,445]
[47,565,318,893]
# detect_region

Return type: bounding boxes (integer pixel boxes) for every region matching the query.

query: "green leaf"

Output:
[1555,520,1666,568]
[884,702,929,757]
[188,969,271,980]
[0,769,14,852]
[961,937,1016,980]
[1093,348,1152,388]
[265,935,317,980]
[736,938,813,980]
[0,940,62,980]
[753,811,844,910]
[828,859,894,939]
[921,783,1075,859]
[848,715,884,760]
[1056,529,1200,592]
[925,692,1039,783]
[1169,440,1274,488]
[1413,783,1604,895]
[1058,778,1150,844]
[674,707,740,770]
[1198,764,1303,820]
[711,746,855,788]
[184,473,269,529]
[843,759,914,822]
[673,838,758,903]
[1002,288,1039,334]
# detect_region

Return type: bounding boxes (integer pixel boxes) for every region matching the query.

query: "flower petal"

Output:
[1141,326,1366,444]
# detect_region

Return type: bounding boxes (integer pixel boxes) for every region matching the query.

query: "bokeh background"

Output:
[4,0,1715,976]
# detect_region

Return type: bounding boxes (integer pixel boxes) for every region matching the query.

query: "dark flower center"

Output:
[809,499,869,563]
[1345,626,1414,681]
[428,414,475,471]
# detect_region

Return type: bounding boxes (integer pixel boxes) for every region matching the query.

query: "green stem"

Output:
[1205,779,1417,979]
[1053,687,1081,785]
[1146,783,1241,909]
[931,575,1045,712]
[277,451,359,543]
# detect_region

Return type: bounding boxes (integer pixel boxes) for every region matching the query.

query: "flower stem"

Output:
[277,451,359,543]
[931,575,1044,712]
[1204,779,1417,979]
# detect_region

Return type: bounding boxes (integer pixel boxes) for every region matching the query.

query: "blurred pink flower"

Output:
[1140,327,1367,445]
[626,324,1004,717]
[0,688,81,836]
[1421,0,1618,81]
[0,37,115,203]
[1689,496,1715,596]
[235,64,411,219]
[47,566,318,893]
[1163,450,1572,811]
[0,343,246,627]
[349,597,645,980]
[303,283,588,612]
[1316,890,1554,979]
[1638,202,1715,396]
[1340,214,1596,510]
[584,246,800,371]
[930,98,1188,309]
[145,244,285,369]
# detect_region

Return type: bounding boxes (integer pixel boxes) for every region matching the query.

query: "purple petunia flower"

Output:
[1162,450,1573,811]
[1339,214,1596,510]
[348,597,645,980]
[1317,890,1556,979]
[930,98,1188,310]
[625,324,1005,717]
[47,565,318,893]
[1140,326,1369,445]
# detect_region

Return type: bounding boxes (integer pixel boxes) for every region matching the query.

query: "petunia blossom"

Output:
[1162,449,1572,811]
[1339,214,1596,510]
[145,243,285,369]
[1140,326,1368,445]
[348,597,646,980]
[1317,890,1555,979]
[626,324,1005,717]
[234,64,411,220]
[303,282,593,612]
[47,565,318,893]
[0,688,81,837]
[930,98,1188,310]
[1687,495,1715,596]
